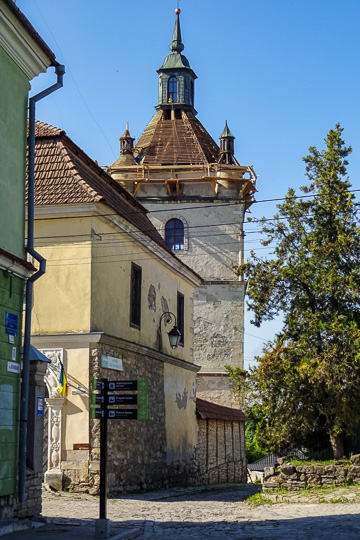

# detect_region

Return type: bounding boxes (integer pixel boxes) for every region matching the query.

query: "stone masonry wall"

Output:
[61,338,247,494]
[263,454,360,491]
[0,472,42,519]
[89,341,167,494]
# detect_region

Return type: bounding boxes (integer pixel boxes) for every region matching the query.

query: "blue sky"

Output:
[18,0,360,368]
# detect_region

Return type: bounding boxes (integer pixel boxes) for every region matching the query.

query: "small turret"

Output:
[218,121,239,165]
[110,122,137,167]
[119,121,135,156]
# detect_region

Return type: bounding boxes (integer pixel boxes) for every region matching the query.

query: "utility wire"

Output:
[32,188,360,223]
[32,0,116,159]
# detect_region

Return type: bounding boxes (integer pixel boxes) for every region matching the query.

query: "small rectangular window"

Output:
[130,263,142,328]
[177,292,184,346]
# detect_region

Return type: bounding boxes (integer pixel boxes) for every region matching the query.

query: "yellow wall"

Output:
[32,217,92,334]
[62,347,89,449]
[90,217,196,361]
[31,210,197,362]
[164,363,197,463]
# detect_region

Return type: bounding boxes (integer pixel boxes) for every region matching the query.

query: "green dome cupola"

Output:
[156,8,197,115]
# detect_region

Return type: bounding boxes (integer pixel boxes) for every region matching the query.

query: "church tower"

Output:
[109,8,257,407]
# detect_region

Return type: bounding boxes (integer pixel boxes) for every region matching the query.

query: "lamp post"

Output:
[158,312,181,351]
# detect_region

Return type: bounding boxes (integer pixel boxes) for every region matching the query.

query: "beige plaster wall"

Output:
[193,282,245,370]
[90,217,196,361]
[31,213,197,363]
[62,347,89,450]
[145,200,245,281]
[164,363,197,464]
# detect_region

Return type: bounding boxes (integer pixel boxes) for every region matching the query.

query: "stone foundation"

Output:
[0,472,42,519]
[263,454,360,491]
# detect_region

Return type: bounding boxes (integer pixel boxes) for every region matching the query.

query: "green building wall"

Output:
[0,45,28,258]
[0,42,28,497]
[0,274,23,496]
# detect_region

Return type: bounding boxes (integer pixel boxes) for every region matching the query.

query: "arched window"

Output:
[168,76,178,103]
[165,219,184,250]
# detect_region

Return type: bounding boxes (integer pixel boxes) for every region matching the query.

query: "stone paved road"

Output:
[36,483,360,539]
[4,484,360,539]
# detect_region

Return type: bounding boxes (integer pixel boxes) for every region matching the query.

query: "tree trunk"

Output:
[330,433,345,459]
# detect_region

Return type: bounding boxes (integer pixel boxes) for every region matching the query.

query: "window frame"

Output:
[168,76,178,103]
[130,262,142,329]
[165,218,184,250]
[177,291,184,347]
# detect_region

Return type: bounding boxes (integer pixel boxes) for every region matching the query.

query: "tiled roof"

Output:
[134,110,220,166]
[28,121,173,252]
[196,398,247,422]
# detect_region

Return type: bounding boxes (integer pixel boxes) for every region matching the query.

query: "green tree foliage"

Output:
[234,125,360,459]
[225,367,271,462]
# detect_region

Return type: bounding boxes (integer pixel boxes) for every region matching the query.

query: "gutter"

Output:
[19,64,65,504]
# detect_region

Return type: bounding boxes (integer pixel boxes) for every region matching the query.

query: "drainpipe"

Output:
[19,64,65,503]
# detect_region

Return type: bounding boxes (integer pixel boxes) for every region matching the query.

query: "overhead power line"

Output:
[32,188,360,224]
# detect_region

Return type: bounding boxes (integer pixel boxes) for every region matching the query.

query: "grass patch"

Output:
[329,496,349,503]
[246,493,274,506]
[289,459,335,466]
[283,458,353,467]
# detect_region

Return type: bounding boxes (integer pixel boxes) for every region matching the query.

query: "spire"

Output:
[157,7,197,114]
[170,8,184,53]
[219,121,235,140]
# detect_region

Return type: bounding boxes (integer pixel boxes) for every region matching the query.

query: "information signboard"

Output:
[92,379,148,392]
[90,408,149,420]
[91,394,148,406]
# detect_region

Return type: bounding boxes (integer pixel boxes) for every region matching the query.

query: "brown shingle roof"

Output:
[196,398,247,422]
[28,121,173,252]
[134,110,220,166]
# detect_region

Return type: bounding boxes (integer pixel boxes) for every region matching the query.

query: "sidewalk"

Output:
[0,518,142,540]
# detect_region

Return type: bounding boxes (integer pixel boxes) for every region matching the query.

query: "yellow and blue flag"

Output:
[59,360,67,397]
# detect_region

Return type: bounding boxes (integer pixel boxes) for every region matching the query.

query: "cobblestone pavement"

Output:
[5,483,360,539]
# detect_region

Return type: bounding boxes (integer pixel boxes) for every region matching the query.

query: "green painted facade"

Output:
[0,274,22,496]
[0,35,28,497]
[0,45,28,258]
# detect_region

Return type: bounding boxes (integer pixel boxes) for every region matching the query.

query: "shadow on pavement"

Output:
[116,482,262,502]
[3,512,360,540]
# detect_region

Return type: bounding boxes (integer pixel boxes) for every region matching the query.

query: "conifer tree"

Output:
[234,125,360,459]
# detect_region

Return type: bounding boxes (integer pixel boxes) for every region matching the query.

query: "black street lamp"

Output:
[158,311,181,351]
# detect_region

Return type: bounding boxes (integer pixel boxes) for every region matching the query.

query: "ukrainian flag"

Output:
[59,360,67,397]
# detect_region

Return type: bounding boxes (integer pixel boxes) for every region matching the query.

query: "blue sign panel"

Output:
[5,312,18,336]
[37,397,44,416]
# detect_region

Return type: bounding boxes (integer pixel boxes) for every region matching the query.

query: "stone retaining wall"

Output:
[263,454,360,491]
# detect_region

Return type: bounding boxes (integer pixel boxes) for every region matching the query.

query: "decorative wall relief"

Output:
[40,349,65,488]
